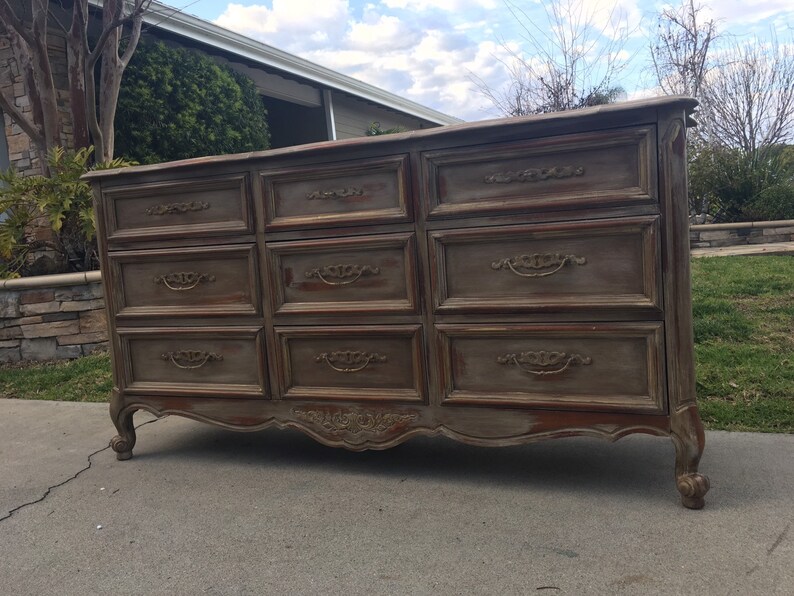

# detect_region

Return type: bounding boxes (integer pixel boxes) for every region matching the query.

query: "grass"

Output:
[0,255,792,432]
[0,351,112,403]
[691,255,793,433]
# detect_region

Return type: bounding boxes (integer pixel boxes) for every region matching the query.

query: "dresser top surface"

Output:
[84,96,697,183]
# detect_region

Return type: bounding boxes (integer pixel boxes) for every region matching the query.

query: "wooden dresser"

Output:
[86,96,710,508]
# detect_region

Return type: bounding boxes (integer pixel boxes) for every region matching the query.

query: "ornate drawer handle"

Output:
[497,351,592,376]
[153,272,216,291]
[491,253,586,278]
[484,165,585,184]
[145,201,210,216]
[306,187,363,200]
[305,264,380,286]
[315,350,387,373]
[161,350,223,370]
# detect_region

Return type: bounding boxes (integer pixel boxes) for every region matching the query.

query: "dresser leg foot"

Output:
[671,405,710,509]
[110,407,136,461]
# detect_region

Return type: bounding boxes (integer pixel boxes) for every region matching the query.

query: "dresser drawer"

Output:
[437,323,665,413]
[103,174,252,243]
[422,127,656,218]
[430,216,661,313]
[274,325,426,402]
[118,328,266,398]
[109,244,260,319]
[262,155,411,229]
[267,233,419,316]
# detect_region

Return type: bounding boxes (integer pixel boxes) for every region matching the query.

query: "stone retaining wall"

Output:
[690,220,794,249]
[0,272,107,363]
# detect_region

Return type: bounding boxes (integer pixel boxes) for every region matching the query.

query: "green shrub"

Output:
[0,147,132,278]
[115,41,270,164]
[689,143,794,222]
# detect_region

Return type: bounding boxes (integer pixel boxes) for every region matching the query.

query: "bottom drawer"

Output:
[274,325,426,403]
[437,323,666,413]
[118,327,267,398]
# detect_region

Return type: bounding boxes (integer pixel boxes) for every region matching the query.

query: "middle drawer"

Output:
[266,233,420,317]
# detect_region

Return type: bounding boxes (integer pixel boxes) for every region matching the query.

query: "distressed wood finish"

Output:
[104,174,253,244]
[430,216,661,313]
[262,155,412,230]
[437,323,666,413]
[87,96,709,508]
[266,233,419,316]
[109,244,261,319]
[422,126,656,219]
[274,324,426,403]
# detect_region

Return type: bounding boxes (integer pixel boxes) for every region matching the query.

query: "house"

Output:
[0,0,460,174]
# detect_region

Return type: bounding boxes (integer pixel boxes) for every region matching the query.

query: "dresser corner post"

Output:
[110,393,136,461]
[671,405,710,509]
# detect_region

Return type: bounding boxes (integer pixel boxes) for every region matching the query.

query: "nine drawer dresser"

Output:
[85,96,710,509]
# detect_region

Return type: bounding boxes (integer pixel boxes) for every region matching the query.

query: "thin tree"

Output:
[650,0,718,100]
[474,0,631,116]
[0,0,151,168]
[701,36,794,157]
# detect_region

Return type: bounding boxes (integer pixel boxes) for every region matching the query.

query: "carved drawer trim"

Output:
[429,216,662,314]
[436,323,667,414]
[117,327,267,398]
[108,244,261,320]
[261,155,412,230]
[421,126,657,219]
[103,174,253,244]
[266,232,420,317]
[273,325,427,403]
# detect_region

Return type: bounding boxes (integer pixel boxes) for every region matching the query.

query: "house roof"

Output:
[136,1,462,126]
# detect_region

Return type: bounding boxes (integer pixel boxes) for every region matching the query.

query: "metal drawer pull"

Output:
[161,350,223,369]
[145,201,210,216]
[315,350,387,373]
[306,187,363,200]
[305,264,380,286]
[497,351,592,376]
[484,165,585,184]
[153,271,216,291]
[491,253,586,278]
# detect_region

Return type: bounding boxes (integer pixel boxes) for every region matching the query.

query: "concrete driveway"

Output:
[1,399,792,595]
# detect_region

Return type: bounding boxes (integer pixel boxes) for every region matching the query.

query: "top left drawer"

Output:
[101,174,252,244]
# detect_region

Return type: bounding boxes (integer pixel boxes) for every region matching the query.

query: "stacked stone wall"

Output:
[0,275,107,363]
[690,221,794,249]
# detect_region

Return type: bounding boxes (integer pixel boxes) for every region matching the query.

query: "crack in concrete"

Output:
[0,418,159,523]
[767,522,790,556]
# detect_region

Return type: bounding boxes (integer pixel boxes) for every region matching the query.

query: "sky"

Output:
[157,0,794,121]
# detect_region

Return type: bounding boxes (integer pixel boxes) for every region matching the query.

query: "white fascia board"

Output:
[130,1,462,125]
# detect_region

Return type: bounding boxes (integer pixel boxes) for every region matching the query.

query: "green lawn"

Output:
[0,351,112,403]
[691,255,793,432]
[0,255,792,432]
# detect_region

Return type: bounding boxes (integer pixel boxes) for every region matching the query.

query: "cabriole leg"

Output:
[110,399,136,461]
[671,405,710,509]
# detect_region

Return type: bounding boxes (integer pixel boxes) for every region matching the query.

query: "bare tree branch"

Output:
[0,89,44,147]
[701,35,794,155]
[474,0,632,116]
[650,0,718,99]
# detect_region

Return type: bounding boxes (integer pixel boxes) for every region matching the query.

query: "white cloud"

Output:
[213,1,509,120]
[209,0,791,122]
[214,1,350,49]
[700,0,792,26]
[381,0,497,10]
[346,15,421,51]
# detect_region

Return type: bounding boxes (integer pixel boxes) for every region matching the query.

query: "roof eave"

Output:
[131,1,462,125]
